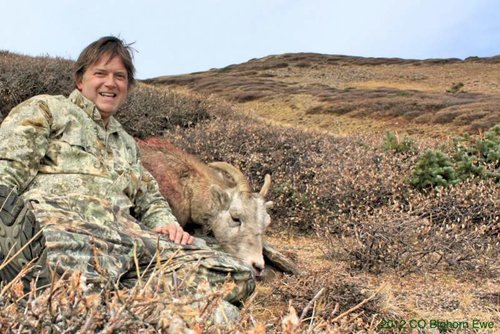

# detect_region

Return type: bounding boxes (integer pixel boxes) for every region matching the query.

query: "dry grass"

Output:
[0,260,253,333]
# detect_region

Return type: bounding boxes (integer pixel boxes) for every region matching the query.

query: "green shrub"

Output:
[382,131,417,153]
[478,124,500,165]
[454,152,486,179]
[410,125,499,189]
[453,124,499,181]
[410,150,458,189]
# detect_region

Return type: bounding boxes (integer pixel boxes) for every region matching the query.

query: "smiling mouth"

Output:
[99,92,117,98]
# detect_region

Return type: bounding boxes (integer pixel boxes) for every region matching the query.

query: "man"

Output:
[0,36,255,304]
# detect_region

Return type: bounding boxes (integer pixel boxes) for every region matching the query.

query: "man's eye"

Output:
[116,74,127,80]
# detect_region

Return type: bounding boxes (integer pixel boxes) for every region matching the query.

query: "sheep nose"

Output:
[252,262,264,278]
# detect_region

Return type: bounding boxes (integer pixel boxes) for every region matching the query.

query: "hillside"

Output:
[0,51,499,333]
[146,53,500,137]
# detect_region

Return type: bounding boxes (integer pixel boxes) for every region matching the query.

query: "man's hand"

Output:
[153,224,194,245]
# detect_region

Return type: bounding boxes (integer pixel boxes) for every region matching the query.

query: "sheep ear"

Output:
[210,185,230,210]
[265,216,272,228]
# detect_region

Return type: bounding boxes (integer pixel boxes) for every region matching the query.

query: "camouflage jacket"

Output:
[0,89,178,229]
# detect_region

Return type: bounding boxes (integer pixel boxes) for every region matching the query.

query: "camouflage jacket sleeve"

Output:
[0,93,179,230]
[0,98,51,193]
[132,151,180,230]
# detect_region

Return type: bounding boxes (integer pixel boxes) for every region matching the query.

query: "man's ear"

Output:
[210,185,230,210]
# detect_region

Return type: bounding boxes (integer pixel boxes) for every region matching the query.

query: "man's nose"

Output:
[104,74,117,87]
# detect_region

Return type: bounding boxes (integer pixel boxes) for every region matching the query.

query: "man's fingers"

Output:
[153,226,167,234]
[168,226,178,241]
[180,232,192,245]
[154,225,193,245]
[173,228,183,244]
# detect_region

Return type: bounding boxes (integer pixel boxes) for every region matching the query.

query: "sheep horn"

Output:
[209,162,251,193]
[260,174,272,197]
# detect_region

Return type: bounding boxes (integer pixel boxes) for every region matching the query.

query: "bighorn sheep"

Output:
[137,138,273,277]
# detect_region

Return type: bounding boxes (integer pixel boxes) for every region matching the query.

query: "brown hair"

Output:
[74,36,136,88]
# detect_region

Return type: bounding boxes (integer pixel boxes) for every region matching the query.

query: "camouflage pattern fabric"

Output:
[0,90,255,302]
[0,90,176,229]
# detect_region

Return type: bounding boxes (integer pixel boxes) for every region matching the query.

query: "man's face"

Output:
[76,54,129,124]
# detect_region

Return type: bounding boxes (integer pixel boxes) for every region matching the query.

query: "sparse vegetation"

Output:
[1,51,498,333]
[382,131,417,153]
[446,81,465,94]
[147,53,500,134]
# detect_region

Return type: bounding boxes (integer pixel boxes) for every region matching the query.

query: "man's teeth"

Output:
[100,93,116,97]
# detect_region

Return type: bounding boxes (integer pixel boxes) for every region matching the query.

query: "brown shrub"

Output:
[257,72,276,78]
[339,180,499,276]
[468,111,500,133]
[117,84,213,138]
[309,88,479,121]
[267,268,395,331]
[432,109,463,124]
[260,61,289,70]
[0,51,74,121]
[232,91,268,102]
[453,110,490,126]
[294,62,311,68]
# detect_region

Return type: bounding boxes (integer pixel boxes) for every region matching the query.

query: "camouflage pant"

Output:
[29,194,255,304]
